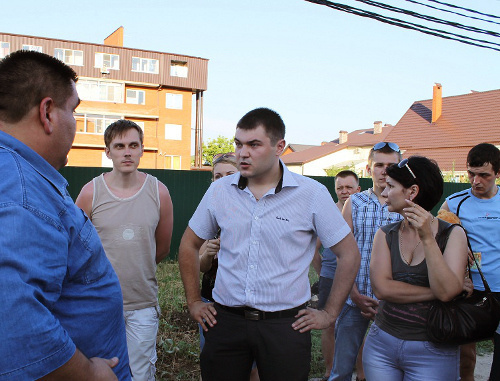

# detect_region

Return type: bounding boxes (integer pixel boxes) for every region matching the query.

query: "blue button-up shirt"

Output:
[347,188,402,306]
[0,131,130,380]
[189,161,351,311]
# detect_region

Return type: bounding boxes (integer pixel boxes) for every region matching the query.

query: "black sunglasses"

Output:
[373,142,400,153]
[398,158,417,179]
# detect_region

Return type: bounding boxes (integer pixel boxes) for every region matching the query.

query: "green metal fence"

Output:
[61,167,470,260]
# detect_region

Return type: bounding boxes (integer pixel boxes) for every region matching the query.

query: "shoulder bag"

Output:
[427,224,500,345]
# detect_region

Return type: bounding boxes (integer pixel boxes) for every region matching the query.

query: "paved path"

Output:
[475,353,493,381]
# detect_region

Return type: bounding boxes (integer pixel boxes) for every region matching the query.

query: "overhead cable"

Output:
[305,0,500,52]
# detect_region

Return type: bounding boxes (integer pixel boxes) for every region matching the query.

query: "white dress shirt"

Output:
[189,161,350,311]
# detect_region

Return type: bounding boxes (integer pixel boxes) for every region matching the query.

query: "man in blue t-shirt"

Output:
[0,50,130,380]
[312,170,361,380]
[441,143,500,381]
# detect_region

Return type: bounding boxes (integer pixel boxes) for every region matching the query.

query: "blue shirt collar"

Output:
[0,130,69,197]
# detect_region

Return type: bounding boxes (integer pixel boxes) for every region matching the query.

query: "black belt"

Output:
[214,302,307,321]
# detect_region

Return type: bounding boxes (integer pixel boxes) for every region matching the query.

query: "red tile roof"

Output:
[282,125,394,165]
[386,89,500,172]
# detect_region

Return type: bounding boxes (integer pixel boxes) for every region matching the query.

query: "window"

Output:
[134,121,145,131]
[76,79,124,103]
[0,42,10,59]
[163,155,181,170]
[165,124,182,140]
[75,114,120,134]
[101,152,113,168]
[126,89,145,105]
[95,53,120,70]
[132,57,159,74]
[165,93,183,109]
[22,44,43,52]
[170,60,188,77]
[54,48,83,66]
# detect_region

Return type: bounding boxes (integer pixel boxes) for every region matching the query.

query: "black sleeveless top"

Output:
[374,219,453,341]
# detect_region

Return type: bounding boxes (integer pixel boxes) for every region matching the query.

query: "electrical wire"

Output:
[403,0,500,26]
[305,0,500,52]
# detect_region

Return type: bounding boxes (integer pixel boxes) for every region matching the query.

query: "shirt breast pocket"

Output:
[68,212,111,284]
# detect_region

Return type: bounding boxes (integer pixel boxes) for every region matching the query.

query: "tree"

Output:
[202,135,235,165]
[325,163,356,177]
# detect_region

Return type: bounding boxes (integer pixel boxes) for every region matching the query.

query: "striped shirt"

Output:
[347,189,402,307]
[189,161,351,311]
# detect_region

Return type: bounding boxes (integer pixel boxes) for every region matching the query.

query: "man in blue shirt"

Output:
[331,143,402,381]
[0,50,130,380]
[441,143,500,381]
[179,107,361,380]
[312,170,361,380]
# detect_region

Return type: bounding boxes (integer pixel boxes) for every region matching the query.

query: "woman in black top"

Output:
[363,156,468,381]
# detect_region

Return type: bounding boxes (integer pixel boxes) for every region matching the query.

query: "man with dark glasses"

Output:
[331,142,402,381]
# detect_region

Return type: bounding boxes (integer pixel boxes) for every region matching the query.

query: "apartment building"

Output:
[0,28,208,170]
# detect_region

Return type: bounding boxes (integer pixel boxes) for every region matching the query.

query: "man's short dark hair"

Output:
[0,50,78,123]
[236,107,285,145]
[386,156,443,211]
[104,119,144,148]
[467,143,500,174]
[335,170,359,184]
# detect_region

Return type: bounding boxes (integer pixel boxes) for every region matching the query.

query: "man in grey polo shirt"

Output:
[179,107,360,380]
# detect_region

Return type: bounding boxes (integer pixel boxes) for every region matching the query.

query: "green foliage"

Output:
[202,135,234,165]
[325,163,356,177]
[155,261,493,380]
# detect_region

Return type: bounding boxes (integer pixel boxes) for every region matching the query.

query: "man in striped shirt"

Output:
[179,107,361,380]
[330,142,402,381]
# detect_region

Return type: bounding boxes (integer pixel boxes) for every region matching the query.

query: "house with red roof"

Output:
[282,144,318,156]
[385,84,500,180]
[282,122,394,176]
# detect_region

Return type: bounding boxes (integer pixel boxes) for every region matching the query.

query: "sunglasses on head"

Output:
[373,142,400,153]
[398,158,417,179]
[213,152,236,165]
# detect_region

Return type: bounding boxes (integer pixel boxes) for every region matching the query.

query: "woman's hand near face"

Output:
[402,199,434,239]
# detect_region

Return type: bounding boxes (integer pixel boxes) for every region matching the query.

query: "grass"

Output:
[155,261,494,380]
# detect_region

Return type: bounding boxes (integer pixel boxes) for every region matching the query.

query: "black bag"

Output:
[427,224,500,345]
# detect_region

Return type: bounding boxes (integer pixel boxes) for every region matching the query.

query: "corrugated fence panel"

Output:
[60,167,472,260]
[309,176,466,216]
[60,167,212,260]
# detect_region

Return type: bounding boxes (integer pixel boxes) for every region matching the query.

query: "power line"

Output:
[353,0,500,36]
[423,0,500,20]
[305,0,500,52]
[403,0,500,26]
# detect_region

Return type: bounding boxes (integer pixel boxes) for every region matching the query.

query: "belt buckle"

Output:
[244,310,261,321]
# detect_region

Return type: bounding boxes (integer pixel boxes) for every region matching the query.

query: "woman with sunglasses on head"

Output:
[197,153,260,381]
[362,156,468,381]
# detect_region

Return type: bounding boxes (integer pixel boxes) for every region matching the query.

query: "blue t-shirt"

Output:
[320,247,337,279]
[446,187,500,292]
[0,131,130,380]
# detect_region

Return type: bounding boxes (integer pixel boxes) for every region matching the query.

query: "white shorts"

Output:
[124,305,160,381]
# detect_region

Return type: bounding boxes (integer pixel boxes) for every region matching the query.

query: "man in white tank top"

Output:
[76,120,174,381]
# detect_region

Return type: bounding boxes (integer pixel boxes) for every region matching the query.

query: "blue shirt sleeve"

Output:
[0,205,75,380]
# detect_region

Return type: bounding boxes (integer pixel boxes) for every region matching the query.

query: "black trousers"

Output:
[200,304,311,381]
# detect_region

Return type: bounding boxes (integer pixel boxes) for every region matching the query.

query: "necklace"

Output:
[399,221,421,265]
[398,215,436,265]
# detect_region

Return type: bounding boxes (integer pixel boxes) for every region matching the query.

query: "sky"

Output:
[2,0,500,149]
